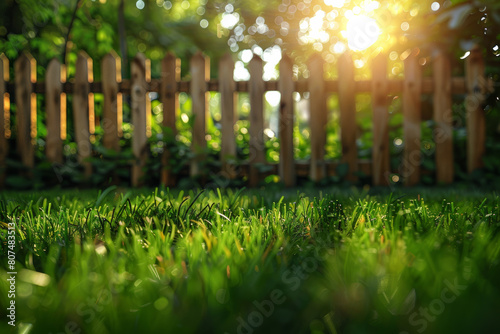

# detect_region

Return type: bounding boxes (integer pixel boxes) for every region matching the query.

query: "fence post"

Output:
[15,52,36,174]
[338,52,358,182]
[433,50,454,184]
[219,53,237,180]
[161,52,179,187]
[402,52,422,186]
[308,54,327,182]
[371,53,390,186]
[278,54,296,187]
[190,52,209,179]
[248,55,265,187]
[46,58,64,164]
[73,51,93,178]
[0,54,7,188]
[101,51,121,152]
[465,46,486,173]
[131,53,150,187]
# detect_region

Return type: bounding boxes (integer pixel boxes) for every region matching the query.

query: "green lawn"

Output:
[1,186,500,333]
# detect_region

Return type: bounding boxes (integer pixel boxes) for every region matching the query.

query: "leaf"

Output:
[95,185,117,208]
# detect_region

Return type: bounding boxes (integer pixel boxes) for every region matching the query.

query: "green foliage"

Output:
[0,0,228,77]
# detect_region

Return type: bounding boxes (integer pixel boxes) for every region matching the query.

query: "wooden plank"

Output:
[15,52,36,172]
[18,76,469,96]
[433,50,454,184]
[190,52,209,178]
[73,51,92,178]
[161,52,180,187]
[307,54,327,182]
[248,55,265,187]
[0,54,7,188]
[465,46,486,173]
[402,53,422,186]
[101,51,121,152]
[338,52,358,182]
[219,53,237,179]
[278,54,296,187]
[131,53,150,187]
[15,76,471,97]
[45,58,63,164]
[371,53,390,186]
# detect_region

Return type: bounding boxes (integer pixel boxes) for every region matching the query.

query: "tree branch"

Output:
[63,0,83,66]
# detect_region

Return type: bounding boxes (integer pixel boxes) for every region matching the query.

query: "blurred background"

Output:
[0,0,499,189]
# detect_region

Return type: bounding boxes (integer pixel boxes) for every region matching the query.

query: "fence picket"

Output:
[101,51,121,152]
[338,52,358,181]
[402,53,422,186]
[46,58,63,164]
[308,54,327,182]
[465,46,486,173]
[15,52,36,173]
[249,55,265,187]
[0,54,7,187]
[131,53,150,187]
[433,50,454,184]
[73,51,92,178]
[190,52,209,178]
[0,49,489,188]
[279,54,296,187]
[371,53,390,185]
[161,52,179,187]
[219,53,237,179]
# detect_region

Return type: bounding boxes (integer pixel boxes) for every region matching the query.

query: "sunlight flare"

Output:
[344,14,381,51]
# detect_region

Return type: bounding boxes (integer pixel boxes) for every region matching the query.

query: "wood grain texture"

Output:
[101,52,121,152]
[433,50,454,184]
[371,53,390,185]
[45,58,63,164]
[402,54,422,186]
[308,54,327,182]
[219,53,237,179]
[73,51,92,178]
[131,53,150,187]
[338,52,358,182]
[248,55,265,187]
[465,46,486,173]
[161,53,180,187]
[278,54,296,187]
[15,53,35,172]
[190,52,209,178]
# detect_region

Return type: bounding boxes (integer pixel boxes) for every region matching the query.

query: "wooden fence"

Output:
[0,47,491,188]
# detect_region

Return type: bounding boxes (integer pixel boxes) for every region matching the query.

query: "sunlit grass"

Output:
[1,187,499,333]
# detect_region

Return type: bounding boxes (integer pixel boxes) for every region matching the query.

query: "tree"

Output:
[1,0,499,75]
[0,0,227,76]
